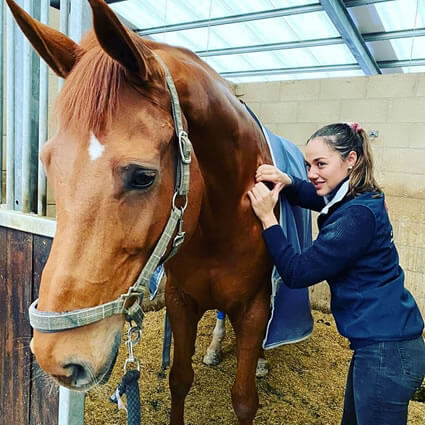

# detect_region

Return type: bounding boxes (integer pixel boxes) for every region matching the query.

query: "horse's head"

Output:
[7,0,202,390]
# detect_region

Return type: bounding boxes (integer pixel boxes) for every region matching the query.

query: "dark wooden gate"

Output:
[0,226,58,425]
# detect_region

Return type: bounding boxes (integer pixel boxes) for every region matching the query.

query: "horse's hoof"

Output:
[256,358,269,378]
[202,349,222,366]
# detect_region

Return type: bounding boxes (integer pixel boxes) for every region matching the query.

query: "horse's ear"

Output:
[5,0,84,78]
[88,0,151,80]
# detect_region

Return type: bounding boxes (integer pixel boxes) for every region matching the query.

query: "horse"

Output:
[6,0,278,423]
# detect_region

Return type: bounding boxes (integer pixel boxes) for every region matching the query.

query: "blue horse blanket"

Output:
[149,108,314,349]
[259,126,314,349]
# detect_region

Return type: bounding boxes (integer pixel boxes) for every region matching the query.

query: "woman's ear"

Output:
[347,150,358,169]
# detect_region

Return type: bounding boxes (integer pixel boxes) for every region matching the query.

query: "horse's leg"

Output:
[256,348,269,378]
[203,311,269,376]
[166,284,201,425]
[229,293,270,425]
[203,310,226,366]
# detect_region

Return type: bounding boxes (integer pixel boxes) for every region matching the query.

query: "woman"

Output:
[248,122,425,425]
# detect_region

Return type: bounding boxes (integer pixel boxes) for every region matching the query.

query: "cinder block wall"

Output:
[236,73,425,315]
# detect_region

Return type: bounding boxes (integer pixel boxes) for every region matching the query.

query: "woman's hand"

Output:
[248,182,282,229]
[256,164,292,187]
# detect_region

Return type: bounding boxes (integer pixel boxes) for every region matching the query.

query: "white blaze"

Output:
[88,132,105,160]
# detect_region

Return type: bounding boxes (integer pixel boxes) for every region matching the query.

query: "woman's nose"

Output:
[307,167,318,180]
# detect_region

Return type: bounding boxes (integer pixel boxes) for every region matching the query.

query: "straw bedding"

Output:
[85,309,425,425]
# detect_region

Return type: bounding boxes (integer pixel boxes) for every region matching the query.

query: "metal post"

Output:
[0,0,4,204]
[37,0,49,216]
[58,0,70,91]
[68,0,92,42]
[6,2,15,209]
[57,5,90,422]
[20,0,33,213]
[58,387,85,425]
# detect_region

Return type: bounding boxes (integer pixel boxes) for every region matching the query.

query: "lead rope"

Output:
[110,325,142,424]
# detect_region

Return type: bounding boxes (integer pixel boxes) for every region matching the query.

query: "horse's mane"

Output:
[57,30,239,136]
[56,32,166,135]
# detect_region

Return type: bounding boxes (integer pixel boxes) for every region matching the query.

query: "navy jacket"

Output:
[263,177,424,349]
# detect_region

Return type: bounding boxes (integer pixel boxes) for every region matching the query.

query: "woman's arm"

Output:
[263,205,376,288]
[283,176,325,212]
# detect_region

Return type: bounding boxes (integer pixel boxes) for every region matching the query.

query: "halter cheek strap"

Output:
[29,55,191,333]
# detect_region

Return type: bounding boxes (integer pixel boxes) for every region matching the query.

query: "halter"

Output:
[28,55,192,333]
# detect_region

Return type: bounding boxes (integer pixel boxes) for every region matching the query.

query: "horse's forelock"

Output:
[56,33,166,136]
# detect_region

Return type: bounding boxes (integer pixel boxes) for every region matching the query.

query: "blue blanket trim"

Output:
[149,264,165,300]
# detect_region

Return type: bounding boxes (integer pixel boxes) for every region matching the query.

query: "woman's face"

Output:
[305,137,356,196]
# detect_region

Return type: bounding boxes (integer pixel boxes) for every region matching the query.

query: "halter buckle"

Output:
[178,131,192,164]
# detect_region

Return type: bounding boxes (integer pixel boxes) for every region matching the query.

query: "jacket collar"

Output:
[320,177,349,216]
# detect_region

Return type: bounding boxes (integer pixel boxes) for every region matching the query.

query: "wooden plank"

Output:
[0,227,8,424]
[30,235,59,425]
[2,229,33,425]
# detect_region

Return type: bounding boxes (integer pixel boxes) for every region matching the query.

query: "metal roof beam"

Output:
[197,37,343,57]
[379,58,425,68]
[221,64,361,78]
[364,27,425,41]
[134,1,396,36]
[220,58,425,79]
[321,0,381,75]
[196,27,425,58]
[136,4,323,35]
[344,0,397,6]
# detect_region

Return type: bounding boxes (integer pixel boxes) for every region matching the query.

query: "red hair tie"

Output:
[345,122,362,133]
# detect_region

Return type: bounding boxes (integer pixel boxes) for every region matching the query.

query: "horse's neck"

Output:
[179,74,270,204]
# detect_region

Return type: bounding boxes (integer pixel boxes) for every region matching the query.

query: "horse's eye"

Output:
[125,167,157,190]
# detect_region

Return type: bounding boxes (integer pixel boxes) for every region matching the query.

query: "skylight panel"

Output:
[111,0,215,27]
[204,43,356,74]
[204,52,282,74]
[373,0,424,32]
[111,1,166,28]
[148,17,309,52]
[210,0,320,18]
[372,0,424,72]
[283,11,340,39]
[230,69,363,83]
[111,0,425,81]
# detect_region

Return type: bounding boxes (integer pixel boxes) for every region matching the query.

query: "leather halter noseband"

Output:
[28,55,192,333]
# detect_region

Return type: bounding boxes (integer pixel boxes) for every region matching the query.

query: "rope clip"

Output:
[124,325,141,372]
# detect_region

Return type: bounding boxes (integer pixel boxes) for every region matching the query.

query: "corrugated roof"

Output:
[110,0,424,82]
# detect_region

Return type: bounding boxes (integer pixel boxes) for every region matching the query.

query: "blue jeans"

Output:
[341,336,425,425]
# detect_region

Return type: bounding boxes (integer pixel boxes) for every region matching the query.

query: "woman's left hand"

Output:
[248,182,282,229]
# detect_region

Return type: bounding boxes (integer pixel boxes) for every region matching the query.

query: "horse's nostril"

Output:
[62,362,90,387]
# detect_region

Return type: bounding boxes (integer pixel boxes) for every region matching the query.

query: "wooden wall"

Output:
[0,226,58,425]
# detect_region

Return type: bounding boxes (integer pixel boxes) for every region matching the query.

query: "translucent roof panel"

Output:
[111,0,321,27]
[373,0,425,32]
[204,44,356,73]
[372,0,424,74]
[110,0,425,82]
[233,69,364,83]
[368,37,425,61]
[152,12,338,52]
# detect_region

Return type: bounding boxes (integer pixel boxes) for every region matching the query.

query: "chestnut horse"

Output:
[7,0,276,423]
